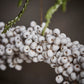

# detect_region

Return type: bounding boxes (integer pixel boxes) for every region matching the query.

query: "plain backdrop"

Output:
[0,0,84,84]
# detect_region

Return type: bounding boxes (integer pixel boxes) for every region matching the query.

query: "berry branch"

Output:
[2,0,29,33]
[0,0,84,84]
[42,0,68,36]
[0,21,84,84]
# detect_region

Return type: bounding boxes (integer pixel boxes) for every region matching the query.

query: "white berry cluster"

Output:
[0,21,84,84]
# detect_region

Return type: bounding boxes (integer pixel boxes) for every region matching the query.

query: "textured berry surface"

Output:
[0,21,84,84]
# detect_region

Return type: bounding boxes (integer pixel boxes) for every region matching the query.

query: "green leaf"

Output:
[42,0,68,35]
[62,0,67,12]
[18,0,23,7]
[42,0,63,36]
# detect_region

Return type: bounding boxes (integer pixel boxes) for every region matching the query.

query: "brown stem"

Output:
[40,0,43,26]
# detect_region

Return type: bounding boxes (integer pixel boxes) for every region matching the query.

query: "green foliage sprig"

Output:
[2,0,29,33]
[42,0,68,35]
[62,0,67,12]
[18,0,23,7]
[2,0,68,34]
